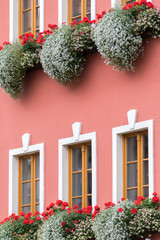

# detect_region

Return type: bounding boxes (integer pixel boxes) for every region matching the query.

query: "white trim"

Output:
[9,0,44,42]
[58,0,96,25]
[112,120,154,203]
[58,132,97,207]
[9,143,44,215]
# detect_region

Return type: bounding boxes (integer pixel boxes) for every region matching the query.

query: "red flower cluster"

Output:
[96,10,106,21]
[104,201,115,209]
[19,32,35,45]
[123,0,154,10]
[70,17,96,27]
[118,208,123,213]
[131,208,137,214]
[134,196,145,205]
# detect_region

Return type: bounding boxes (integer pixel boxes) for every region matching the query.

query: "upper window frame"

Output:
[9,0,44,42]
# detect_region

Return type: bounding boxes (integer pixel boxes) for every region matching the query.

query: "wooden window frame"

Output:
[121,0,140,5]
[18,153,40,214]
[19,0,40,36]
[123,131,148,200]
[68,0,91,23]
[68,142,92,208]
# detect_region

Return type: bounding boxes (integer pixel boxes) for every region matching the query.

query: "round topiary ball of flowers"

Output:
[41,25,85,86]
[93,8,143,71]
[0,43,25,99]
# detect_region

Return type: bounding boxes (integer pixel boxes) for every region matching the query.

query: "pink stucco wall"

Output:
[0,37,160,220]
[0,0,160,222]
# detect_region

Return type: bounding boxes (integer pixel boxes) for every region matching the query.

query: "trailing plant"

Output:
[41,24,85,86]
[0,43,25,99]
[93,8,143,71]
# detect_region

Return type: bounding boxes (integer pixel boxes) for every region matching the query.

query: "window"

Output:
[68,0,91,23]
[19,0,40,37]
[123,131,148,201]
[68,143,92,208]
[18,153,40,214]
[121,0,140,5]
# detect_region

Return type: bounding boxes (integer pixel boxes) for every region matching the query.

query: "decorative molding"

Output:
[72,122,81,141]
[112,119,154,203]
[58,132,97,207]
[9,143,44,215]
[127,109,138,130]
[22,133,31,151]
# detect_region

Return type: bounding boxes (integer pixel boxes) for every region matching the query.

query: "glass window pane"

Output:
[23,10,31,33]
[36,180,40,202]
[72,198,82,209]
[143,187,149,198]
[87,196,92,206]
[36,155,40,179]
[36,7,40,28]
[22,182,31,205]
[36,30,39,38]
[143,161,149,185]
[72,173,82,197]
[36,0,40,5]
[72,148,82,172]
[127,189,137,201]
[22,205,31,213]
[87,145,92,169]
[127,163,137,188]
[23,0,31,10]
[72,17,81,22]
[127,136,137,162]
[36,204,40,211]
[86,0,91,13]
[86,13,91,20]
[22,158,31,181]
[72,0,81,17]
[143,134,148,159]
[87,171,92,194]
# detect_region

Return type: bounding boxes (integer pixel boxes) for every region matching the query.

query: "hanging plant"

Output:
[40,24,86,86]
[0,43,25,99]
[93,8,143,71]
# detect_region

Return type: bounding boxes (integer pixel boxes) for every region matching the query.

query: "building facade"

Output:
[0,0,160,221]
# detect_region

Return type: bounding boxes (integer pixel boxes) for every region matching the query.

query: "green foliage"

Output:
[0,43,25,99]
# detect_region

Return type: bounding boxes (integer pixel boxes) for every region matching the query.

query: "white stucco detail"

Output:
[112,119,154,203]
[127,109,138,130]
[9,0,44,42]
[9,143,44,215]
[72,122,82,141]
[58,0,96,25]
[22,133,31,151]
[58,132,97,207]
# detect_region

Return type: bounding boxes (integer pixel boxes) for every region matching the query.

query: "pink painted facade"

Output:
[0,1,160,233]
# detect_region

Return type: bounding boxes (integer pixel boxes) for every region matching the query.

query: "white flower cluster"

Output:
[0,220,14,239]
[92,201,135,240]
[41,25,85,86]
[128,208,160,239]
[0,43,25,99]
[39,212,65,240]
[71,217,94,240]
[93,8,143,71]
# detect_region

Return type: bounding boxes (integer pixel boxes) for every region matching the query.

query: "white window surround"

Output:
[9,0,44,42]
[58,0,96,25]
[111,0,152,8]
[58,132,97,207]
[9,143,44,215]
[112,119,154,203]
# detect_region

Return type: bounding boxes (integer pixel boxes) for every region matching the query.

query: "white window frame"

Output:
[9,0,44,42]
[111,0,152,8]
[58,0,96,25]
[58,132,97,207]
[9,143,44,215]
[112,119,154,203]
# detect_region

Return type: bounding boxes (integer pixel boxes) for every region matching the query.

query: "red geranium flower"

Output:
[152,196,159,203]
[131,208,137,214]
[118,208,123,213]
[147,2,153,8]
[133,2,139,6]
[56,200,63,206]
[139,0,147,5]
[66,229,71,233]
[36,216,41,221]
[61,221,66,227]
[20,212,25,216]
[23,219,29,225]
[153,192,157,196]
[29,219,35,224]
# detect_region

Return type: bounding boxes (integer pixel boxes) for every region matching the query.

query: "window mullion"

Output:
[140,133,144,196]
[68,0,72,23]
[31,155,35,213]
[81,145,85,208]
[137,133,141,197]
[31,0,34,35]
[123,136,127,200]
[19,0,23,36]
[68,147,72,207]
[82,0,86,19]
